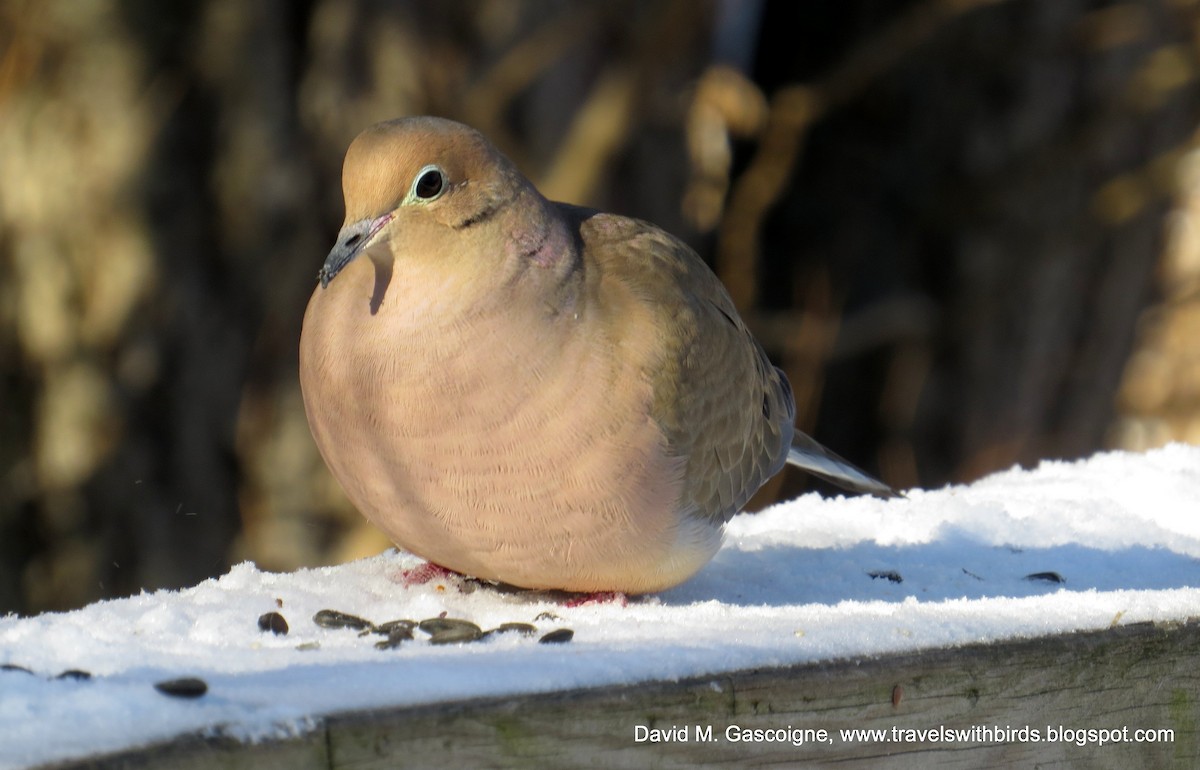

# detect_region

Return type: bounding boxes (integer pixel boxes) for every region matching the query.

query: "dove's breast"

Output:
[299,253,722,593]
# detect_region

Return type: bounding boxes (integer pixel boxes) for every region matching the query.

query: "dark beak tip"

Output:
[317,215,379,290]
[317,251,349,289]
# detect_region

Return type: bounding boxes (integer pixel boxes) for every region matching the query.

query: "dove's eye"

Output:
[412,165,446,201]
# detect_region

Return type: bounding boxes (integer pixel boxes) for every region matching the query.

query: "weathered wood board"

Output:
[46,619,1199,769]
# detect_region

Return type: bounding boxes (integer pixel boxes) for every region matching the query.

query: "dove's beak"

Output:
[318,212,394,288]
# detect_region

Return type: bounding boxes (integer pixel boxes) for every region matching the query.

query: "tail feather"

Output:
[786,432,898,499]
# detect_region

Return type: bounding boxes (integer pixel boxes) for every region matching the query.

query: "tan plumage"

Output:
[299,116,891,594]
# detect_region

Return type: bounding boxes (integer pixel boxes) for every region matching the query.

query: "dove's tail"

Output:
[786,432,899,499]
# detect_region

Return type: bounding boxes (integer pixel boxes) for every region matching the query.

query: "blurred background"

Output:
[2,0,1199,614]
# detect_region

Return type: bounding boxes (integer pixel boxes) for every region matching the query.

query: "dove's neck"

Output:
[497,188,583,316]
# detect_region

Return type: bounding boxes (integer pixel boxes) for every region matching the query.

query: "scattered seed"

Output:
[154,677,208,698]
[1,664,33,675]
[493,622,537,636]
[373,619,417,636]
[55,669,92,681]
[418,617,481,636]
[313,609,372,630]
[296,641,321,652]
[258,611,289,636]
[1024,571,1065,584]
[304,609,571,649]
[374,627,414,650]
[429,626,484,645]
[868,570,903,584]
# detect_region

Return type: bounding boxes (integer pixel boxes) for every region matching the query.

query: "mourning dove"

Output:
[299,116,893,595]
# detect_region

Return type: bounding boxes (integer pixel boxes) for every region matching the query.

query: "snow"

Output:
[3,444,1199,769]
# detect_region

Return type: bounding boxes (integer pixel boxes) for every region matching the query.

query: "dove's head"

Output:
[317,117,575,317]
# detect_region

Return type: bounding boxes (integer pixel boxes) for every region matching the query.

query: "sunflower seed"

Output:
[373,619,417,636]
[491,622,537,636]
[257,611,289,635]
[154,677,208,698]
[538,628,574,644]
[313,609,372,630]
[418,617,481,636]
[374,626,414,649]
[428,626,484,645]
